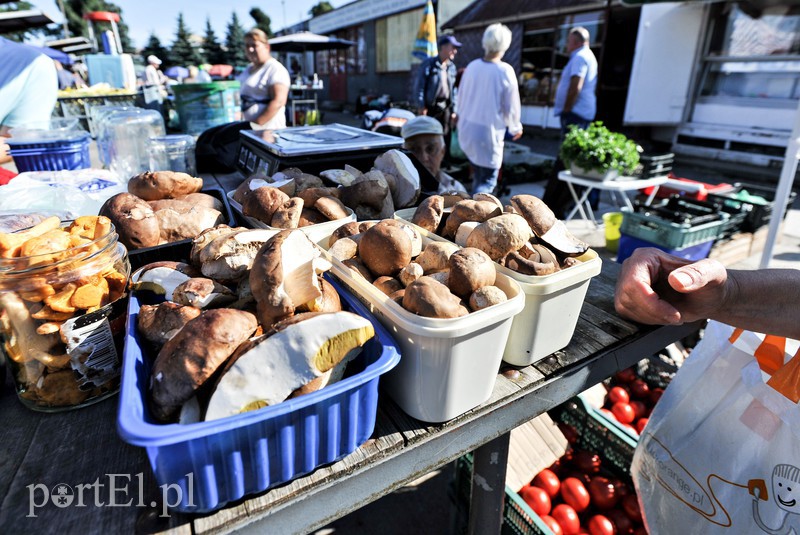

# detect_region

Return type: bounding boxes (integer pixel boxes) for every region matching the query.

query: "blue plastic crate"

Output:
[7,133,91,172]
[616,233,714,264]
[117,277,401,512]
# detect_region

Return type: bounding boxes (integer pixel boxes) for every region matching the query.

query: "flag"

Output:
[412,0,437,60]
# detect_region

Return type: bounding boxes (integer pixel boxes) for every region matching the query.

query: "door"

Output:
[328,49,348,102]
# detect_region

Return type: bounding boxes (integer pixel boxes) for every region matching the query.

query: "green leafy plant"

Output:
[559,121,642,175]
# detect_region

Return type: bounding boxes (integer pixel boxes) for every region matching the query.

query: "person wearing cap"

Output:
[457,23,522,195]
[402,115,467,195]
[415,34,462,146]
[143,54,168,109]
[238,28,291,130]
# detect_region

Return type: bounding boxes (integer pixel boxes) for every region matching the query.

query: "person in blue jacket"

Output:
[415,34,462,149]
[0,37,58,136]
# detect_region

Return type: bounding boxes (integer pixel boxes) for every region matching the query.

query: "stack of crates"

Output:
[707,182,797,233]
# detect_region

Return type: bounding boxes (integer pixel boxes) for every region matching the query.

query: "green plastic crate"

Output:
[452,397,637,534]
[620,208,729,250]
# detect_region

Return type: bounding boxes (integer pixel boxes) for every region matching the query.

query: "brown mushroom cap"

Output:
[271,197,304,229]
[128,171,203,201]
[509,194,557,236]
[447,247,496,298]
[242,186,290,224]
[299,207,328,227]
[443,200,503,238]
[314,196,350,221]
[329,221,361,246]
[402,276,468,318]
[358,220,412,277]
[466,213,534,261]
[99,192,160,250]
[137,302,201,349]
[411,195,444,233]
[469,285,508,311]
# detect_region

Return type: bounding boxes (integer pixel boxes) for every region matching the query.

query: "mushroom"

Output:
[128,170,203,201]
[398,262,424,287]
[447,248,496,298]
[99,192,160,250]
[297,277,342,313]
[133,261,201,301]
[270,197,304,229]
[466,214,534,261]
[314,196,350,221]
[415,241,459,274]
[411,195,444,233]
[510,194,588,255]
[242,186,290,224]
[442,200,503,239]
[172,277,237,309]
[469,286,508,311]
[198,229,279,282]
[373,276,403,296]
[402,276,468,318]
[373,149,420,209]
[189,225,243,267]
[150,199,224,243]
[137,302,202,349]
[357,220,412,277]
[329,221,361,246]
[340,171,395,220]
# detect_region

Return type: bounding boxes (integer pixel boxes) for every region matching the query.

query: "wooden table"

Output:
[0,254,700,533]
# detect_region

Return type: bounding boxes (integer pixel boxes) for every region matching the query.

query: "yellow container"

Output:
[603,212,624,253]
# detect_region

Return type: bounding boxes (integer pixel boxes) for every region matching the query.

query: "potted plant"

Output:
[559,121,642,180]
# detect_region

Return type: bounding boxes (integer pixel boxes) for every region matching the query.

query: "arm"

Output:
[503,66,523,139]
[615,248,800,339]
[253,83,289,126]
[562,75,584,114]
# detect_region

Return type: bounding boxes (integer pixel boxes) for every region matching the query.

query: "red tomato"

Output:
[614,368,637,384]
[532,468,561,499]
[630,400,647,419]
[541,515,563,535]
[588,476,620,510]
[519,484,551,516]
[559,422,580,445]
[572,450,602,474]
[561,477,591,512]
[629,379,650,399]
[565,470,592,486]
[621,494,643,523]
[587,514,616,535]
[649,387,664,405]
[552,503,581,535]
[607,509,634,534]
[635,418,649,434]
[607,386,630,404]
[611,402,636,424]
[610,478,631,497]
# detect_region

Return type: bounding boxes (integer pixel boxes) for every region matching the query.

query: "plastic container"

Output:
[641,175,735,202]
[620,206,728,250]
[394,208,602,367]
[637,152,674,180]
[602,211,623,253]
[616,233,715,264]
[172,81,241,136]
[707,182,797,233]
[104,109,166,179]
[117,277,400,512]
[0,219,130,411]
[323,232,525,423]
[147,134,197,175]
[7,133,91,172]
[227,190,356,245]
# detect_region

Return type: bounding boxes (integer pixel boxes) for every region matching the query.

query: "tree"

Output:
[168,13,202,67]
[309,1,334,18]
[63,0,134,53]
[203,18,226,65]
[224,11,247,67]
[249,8,271,38]
[140,33,168,66]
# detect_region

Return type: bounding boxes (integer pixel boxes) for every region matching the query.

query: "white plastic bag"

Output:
[632,321,800,534]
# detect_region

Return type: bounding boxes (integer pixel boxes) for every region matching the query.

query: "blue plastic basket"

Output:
[7,133,91,172]
[117,277,401,512]
[616,233,714,264]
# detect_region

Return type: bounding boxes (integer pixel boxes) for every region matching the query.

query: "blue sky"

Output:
[42,0,351,48]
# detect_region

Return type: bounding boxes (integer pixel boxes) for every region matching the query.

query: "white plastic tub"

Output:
[395,208,602,366]
[322,232,525,423]
[227,190,356,244]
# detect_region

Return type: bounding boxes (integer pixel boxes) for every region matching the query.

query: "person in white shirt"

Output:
[238,28,291,130]
[401,115,468,195]
[142,55,168,111]
[456,23,523,195]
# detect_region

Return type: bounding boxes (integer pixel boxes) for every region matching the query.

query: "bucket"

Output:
[7,132,91,172]
[602,211,623,253]
[172,81,241,135]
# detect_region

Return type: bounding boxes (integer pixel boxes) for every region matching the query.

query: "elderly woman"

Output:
[456,23,523,195]
[237,28,291,130]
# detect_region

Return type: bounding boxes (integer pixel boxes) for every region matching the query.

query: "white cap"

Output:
[401,115,443,139]
[147,55,162,65]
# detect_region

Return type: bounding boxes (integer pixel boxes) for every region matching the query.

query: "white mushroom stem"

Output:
[455,221,480,247]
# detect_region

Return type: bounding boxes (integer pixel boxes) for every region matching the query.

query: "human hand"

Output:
[614,248,729,325]
[419,108,428,116]
[511,130,523,141]
[451,113,458,126]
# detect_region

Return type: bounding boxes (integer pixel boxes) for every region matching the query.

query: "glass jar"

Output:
[0,218,130,411]
[105,109,166,179]
[147,134,197,175]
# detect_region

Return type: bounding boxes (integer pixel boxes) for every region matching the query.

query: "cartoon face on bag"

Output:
[773,464,800,513]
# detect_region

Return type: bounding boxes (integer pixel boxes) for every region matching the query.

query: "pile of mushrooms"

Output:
[133,226,375,424]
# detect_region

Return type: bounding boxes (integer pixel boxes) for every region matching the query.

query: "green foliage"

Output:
[203,18,226,65]
[559,121,642,175]
[224,11,247,67]
[309,1,334,17]
[141,33,168,66]
[249,7,272,38]
[168,13,202,67]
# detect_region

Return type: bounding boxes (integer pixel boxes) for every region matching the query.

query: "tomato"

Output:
[614,367,637,384]
[559,422,580,445]
[607,509,634,534]
[519,484,551,516]
[588,476,619,510]
[541,515,563,535]
[629,379,650,399]
[532,468,561,499]
[621,494,643,523]
[599,408,615,420]
[649,387,664,405]
[607,386,630,404]
[630,400,647,419]
[587,514,616,535]
[635,418,649,434]
[572,450,602,474]
[610,478,631,497]
[551,503,581,535]
[561,477,591,512]
[611,402,636,424]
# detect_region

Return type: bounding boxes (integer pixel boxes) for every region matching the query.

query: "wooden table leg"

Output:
[468,432,510,535]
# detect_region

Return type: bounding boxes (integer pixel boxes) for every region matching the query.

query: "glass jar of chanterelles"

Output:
[0,215,130,411]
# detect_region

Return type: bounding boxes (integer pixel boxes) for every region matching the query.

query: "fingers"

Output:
[668,258,728,293]
[615,248,686,325]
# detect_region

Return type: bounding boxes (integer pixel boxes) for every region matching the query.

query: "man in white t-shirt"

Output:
[237,28,291,130]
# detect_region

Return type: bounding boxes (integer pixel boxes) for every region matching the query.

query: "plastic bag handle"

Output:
[766,348,800,403]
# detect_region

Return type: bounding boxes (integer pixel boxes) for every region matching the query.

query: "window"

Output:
[519,11,605,106]
[376,8,424,73]
[699,5,800,103]
[314,25,366,75]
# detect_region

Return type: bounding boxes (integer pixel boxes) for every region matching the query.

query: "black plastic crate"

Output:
[707,182,797,232]
[638,152,674,180]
